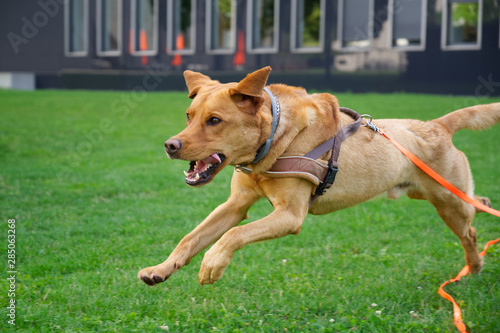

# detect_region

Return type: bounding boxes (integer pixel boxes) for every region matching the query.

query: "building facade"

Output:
[1,0,499,95]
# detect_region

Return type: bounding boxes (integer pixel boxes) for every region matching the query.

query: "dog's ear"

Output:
[229,67,271,111]
[234,66,271,98]
[183,70,214,99]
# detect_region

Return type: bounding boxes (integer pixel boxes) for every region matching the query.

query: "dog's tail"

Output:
[435,103,500,135]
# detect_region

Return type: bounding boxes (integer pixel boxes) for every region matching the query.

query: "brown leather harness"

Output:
[234,88,363,203]
[262,107,362,202]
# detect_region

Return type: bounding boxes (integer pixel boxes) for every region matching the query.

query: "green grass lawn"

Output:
[1,89,499,332]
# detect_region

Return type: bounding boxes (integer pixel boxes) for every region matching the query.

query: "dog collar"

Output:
[251,87,281,164]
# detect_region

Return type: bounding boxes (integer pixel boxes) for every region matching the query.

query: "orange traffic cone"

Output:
[233,30,245,67]
[171,33,185,67]
[140,29,148,66]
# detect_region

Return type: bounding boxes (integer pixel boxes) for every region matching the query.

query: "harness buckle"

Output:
[315,162,338,196]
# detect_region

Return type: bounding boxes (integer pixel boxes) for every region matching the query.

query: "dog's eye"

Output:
[208,117,222,125]
[186,113,190,122]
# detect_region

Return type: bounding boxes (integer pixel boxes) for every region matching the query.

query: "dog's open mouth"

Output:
[184,153,226,186]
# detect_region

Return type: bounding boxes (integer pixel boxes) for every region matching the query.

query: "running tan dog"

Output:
[138,67,500,286]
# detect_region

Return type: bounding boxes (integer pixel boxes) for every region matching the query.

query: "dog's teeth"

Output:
[183,171,189,177]
[194,173,200,180]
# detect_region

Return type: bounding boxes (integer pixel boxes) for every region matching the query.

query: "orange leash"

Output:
[365,122,500,332]
[378,129,500,217]
[437,239,500,333]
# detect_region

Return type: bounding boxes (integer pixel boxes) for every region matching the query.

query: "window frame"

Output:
[96,0,122,57]
[388,0,427,51]
[130,0,159,56]
[290,0,325,53]
[246,0,280,54]
[336,0,374,52]
[64,0,89,57]
[205,0,237,55]
[441,0,483,51]
[167,0,196,55]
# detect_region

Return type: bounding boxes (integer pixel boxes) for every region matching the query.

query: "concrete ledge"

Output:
[0,72,35,90]
[32,69,495,96]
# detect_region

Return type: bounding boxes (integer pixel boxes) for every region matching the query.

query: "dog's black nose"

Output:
[165,139,182,154]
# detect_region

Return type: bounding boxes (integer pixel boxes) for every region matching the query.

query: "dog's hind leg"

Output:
[411,142,484,272]
[438,207,482,274]
[429,190,483,274]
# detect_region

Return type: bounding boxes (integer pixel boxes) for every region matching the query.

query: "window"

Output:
[65,0,88,56]
[291,0,325,53]
[247,0,279,53]
[337,0,373,51]
[167,0,196,54]
[97,0,122,56]
[131,0,158,55]
[389,0,427,50]
[206,0,236,54]
[442,0,482,50]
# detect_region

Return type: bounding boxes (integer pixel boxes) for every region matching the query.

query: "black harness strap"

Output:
[309,107,362,199]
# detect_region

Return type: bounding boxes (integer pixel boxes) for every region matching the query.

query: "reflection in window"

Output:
[293,0,323,50]
[391,0,426,49]
[339,0,372,49]
[66,0,87,55]
[249,0,277,51]
[132,0,158,54]
[169,0,195,53]
[207,0,235,52]
[446,1,479,45]
[98,0,121,55]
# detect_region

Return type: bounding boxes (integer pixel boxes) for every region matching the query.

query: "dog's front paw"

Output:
[137,261,183,286]
[198,248,232,285]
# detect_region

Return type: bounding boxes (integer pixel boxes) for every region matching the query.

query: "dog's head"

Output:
[165,66,272,187]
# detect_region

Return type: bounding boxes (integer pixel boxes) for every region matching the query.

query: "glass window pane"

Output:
[295,0,321,48]
[393,0,423,47]
[134,0,156,52]
[69,0,86,53]
[172,0,193,51]
[100,0,120,52]
[210,0,234,50]
[251,0,275,49]
[342,0,370,48]
[447,1,479,45]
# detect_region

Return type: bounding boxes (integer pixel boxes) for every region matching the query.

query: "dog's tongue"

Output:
[203,153,221,165]
[191,154,222,175]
